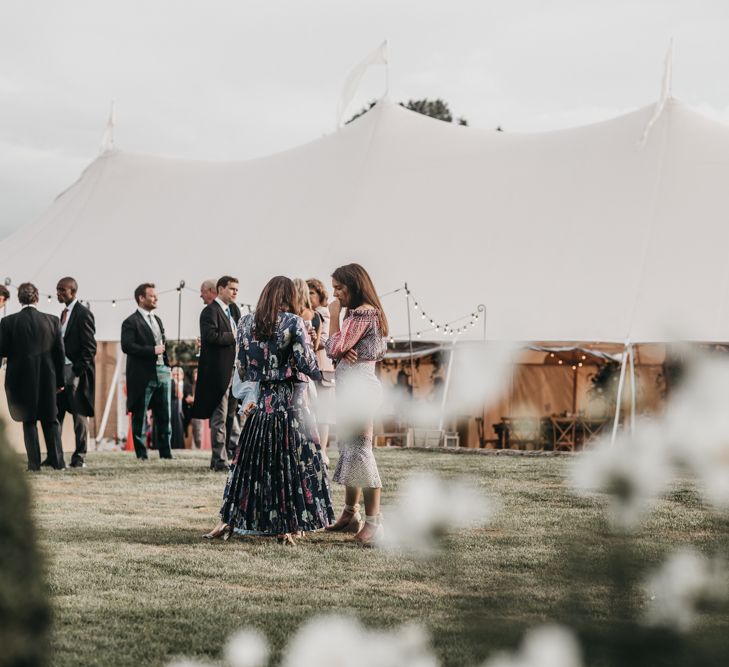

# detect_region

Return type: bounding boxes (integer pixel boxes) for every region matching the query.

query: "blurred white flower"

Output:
[381,472,496,556]
[281,614,438,667]
[482,625,583,667]
[663,355,729,508]
[224,629,269,667]
[569,419,672,530]
[445,342,519,419]
[644,549,729,632]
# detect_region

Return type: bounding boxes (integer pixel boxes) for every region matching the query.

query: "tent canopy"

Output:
[2,96,729,342]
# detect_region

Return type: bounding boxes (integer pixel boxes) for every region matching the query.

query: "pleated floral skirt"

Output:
[220,380,334,535]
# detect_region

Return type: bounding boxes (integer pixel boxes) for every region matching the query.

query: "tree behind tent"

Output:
[346,98,468,125]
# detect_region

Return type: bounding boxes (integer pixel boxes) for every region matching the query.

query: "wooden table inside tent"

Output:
[493,416,610,451]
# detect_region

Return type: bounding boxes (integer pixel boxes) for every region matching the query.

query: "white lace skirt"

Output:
[332,361,382,489]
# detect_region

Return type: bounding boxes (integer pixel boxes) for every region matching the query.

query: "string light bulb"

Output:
[389,336,394,345]
[416,332,421,339]
[47,295,52,303]
[414,302,418,310]
[112,300,116,308]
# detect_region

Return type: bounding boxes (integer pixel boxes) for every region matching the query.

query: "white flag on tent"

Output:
[639,39,673,148]
[337,40,389,128]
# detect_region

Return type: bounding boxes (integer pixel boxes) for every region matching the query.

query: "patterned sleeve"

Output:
[292,316,322,381]
[325,314,370,360]
[236,315,249,378]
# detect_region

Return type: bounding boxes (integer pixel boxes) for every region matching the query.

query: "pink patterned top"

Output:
[325,308,387,363]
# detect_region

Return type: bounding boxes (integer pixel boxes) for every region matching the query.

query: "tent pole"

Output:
[610,342,630,445]
[176,279,185,343]
[95,343,122,447]
[628,343,637,434]
[438,341,456,431]
[405,283,415,408]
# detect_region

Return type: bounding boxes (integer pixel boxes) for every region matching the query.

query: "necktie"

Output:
[148,314,160,343]
[61,308,68,325]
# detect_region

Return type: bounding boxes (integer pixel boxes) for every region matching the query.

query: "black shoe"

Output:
[212,462,230,472]
[70,460,86,468]
[40,459,52,467]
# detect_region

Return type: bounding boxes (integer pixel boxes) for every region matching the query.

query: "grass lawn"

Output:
[27,449,729,667]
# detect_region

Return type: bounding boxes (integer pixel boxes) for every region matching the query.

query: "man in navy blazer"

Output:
[121,283,172,460]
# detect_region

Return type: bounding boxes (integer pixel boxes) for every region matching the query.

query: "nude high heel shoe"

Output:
[202,522,232,541]
[325,504,364,533]
[354,514,384,547]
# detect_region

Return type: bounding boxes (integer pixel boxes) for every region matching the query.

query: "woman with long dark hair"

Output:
[204,276,334,545]
[324,263,388,546]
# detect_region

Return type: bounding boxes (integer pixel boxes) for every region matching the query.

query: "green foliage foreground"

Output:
[26,450,729,667]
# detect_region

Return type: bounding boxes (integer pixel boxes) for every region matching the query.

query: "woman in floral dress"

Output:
[204,276,334,544]
[324,263,388,546]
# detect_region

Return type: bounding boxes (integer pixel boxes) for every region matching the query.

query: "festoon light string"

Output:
[380,283,485,345]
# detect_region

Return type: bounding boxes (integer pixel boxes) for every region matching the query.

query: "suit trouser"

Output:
[130,366,172,459]
[190,418,204,449]
[24,420,64,470]
[209,388,239,468]
[57,365,88,464]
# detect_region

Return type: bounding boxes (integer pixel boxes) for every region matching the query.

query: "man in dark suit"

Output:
[121,283,172,460]
[0,282,66,470]
[55,277,96,468]
[191,275,241,471]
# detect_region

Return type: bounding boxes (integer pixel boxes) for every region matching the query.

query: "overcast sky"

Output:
[2,0,729,239]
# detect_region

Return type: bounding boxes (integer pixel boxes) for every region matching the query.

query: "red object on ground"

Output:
[202,420,212,450]
[125,413,135,451]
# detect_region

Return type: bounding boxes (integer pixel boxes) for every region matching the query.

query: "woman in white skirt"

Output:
[324,263,388,546]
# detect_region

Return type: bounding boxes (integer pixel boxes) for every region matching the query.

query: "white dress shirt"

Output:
[214,297,236,333]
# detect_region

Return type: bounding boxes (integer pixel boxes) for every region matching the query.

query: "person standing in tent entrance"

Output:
[203,276,334,544]
[121,283,173,460]
[191,276,241,471]
[55,277,96,468]
[0,282,66,470]
[325,263,388,546]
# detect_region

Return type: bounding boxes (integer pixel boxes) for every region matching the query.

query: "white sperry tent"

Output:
[2,94,729,345]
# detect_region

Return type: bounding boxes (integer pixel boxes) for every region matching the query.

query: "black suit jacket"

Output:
[121,310,169,413]
[191,301,241,418]
[0,307,65,422]
[61,302,97,416]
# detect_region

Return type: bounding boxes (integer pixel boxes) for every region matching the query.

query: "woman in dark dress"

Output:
[204,276,334,544]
